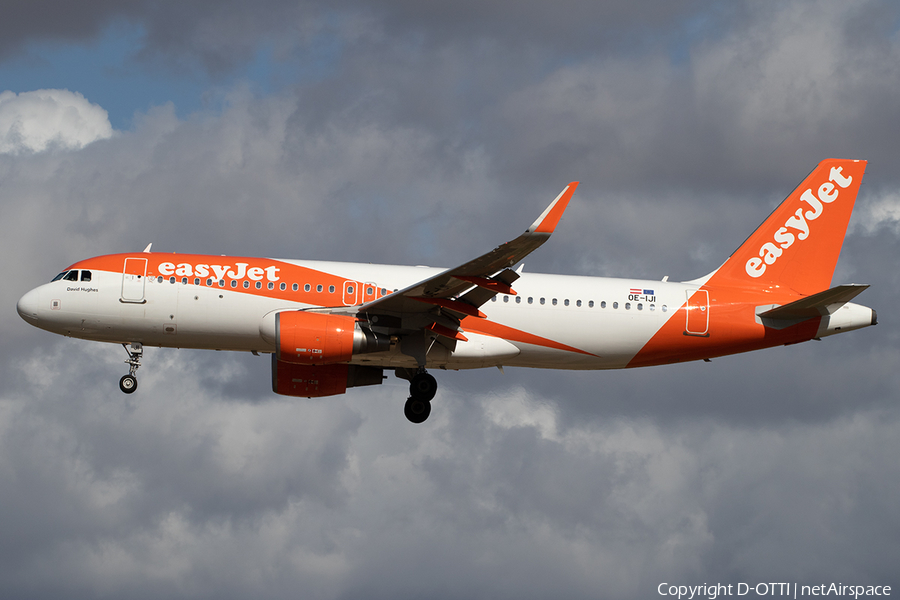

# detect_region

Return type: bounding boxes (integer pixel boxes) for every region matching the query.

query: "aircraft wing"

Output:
[346,182,578,326]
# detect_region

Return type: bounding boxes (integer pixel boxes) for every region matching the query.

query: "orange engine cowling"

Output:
[272,359,385,398]
[275,311,391,365]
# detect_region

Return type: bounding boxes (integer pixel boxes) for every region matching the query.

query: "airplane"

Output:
[17,159,876,423]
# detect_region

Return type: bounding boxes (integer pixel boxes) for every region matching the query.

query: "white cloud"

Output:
[0,89,113,154]
[850,190,900,235]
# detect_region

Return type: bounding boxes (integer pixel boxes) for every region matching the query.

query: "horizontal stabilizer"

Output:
[758,284,869,320]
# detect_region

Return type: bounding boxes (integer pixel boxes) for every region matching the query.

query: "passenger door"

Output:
[121,258,147,303]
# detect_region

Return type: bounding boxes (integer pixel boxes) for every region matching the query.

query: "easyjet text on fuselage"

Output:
[157,261,281,282]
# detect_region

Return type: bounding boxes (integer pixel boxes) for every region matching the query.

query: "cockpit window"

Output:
[63,271,79,281]
[80,270,92,282]
[51,272,68,282]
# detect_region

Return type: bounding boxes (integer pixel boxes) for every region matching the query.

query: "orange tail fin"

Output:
[710,159,867,295]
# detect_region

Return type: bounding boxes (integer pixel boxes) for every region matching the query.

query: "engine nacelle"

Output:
[267,311,391,365]
[271,359,384,398]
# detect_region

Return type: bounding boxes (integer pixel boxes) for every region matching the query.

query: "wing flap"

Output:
[410,297,486,318]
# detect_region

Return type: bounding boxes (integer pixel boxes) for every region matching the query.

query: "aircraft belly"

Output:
[443,333,520,369]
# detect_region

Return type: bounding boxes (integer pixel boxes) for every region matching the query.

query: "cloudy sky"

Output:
[3,1,900,598]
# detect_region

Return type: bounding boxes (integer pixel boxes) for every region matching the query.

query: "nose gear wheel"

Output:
[119,374,138,393]
[120,343,143,394]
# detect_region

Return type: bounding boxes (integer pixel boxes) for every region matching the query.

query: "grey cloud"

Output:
[480,1,900,195]
[3,359,898,598]
[0,1,718,73]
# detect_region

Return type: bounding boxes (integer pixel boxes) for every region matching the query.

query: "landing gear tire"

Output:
[119,374,138,394]
[404,397,431,424]
[409,372,437,401]
[120,342,143,394]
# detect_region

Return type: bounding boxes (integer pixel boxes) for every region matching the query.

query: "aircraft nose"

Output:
[17,288,41,323]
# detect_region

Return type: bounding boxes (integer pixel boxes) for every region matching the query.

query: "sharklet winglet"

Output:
[527,182,578,234]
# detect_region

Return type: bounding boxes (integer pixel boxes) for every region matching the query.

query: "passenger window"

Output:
[637,303,643,311]
[268,282,274,290]
[564,299,569,306]
[329,285,335,293]
[381,288,387,296]
[304,284,310,292]
[590,300,596,308]
[347,286,354,295]
[613,302,619,309]
[540,298,545,305]
[650,304,655,311]
[503,295,509,303]
[80,270,92,282]
[599,301,605,308]
[625,302,631,310]
[194,278,200,285]
[170,276,176,284]
[243,281,250,288]
[207,278,213,286]
[552,298,557,306]
[662,305,668,312]
[64,271,78,281]
[230,280,237,288]
[280,283,287,291]
[316,284,323,292]
[158,276,164,283]
[576,300,582,307]
[528,297,533,304]
[181,277,188,284]
[367,287,374,295]
[491,296,497,302]
[256,282,262,289]
[515,296,521,304]
[293,283,299,291]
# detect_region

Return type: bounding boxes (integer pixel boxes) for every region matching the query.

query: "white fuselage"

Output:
[19,259,699,370]
[18,256,876,373]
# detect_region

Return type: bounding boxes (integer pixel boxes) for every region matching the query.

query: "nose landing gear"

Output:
[403,370,437,424]
[119,343,142,394]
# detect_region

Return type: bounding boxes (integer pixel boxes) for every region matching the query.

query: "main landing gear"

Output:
[403,370,437,424]
[119,342,142,394]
